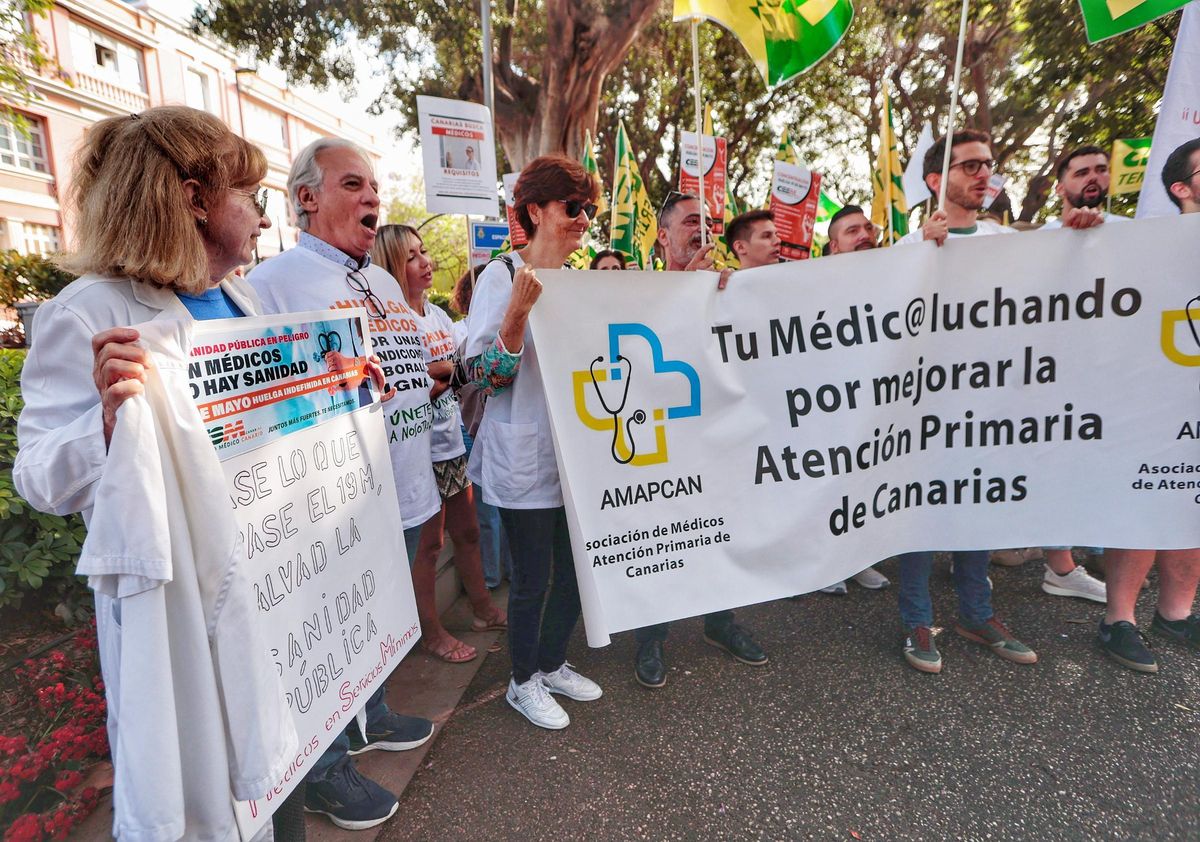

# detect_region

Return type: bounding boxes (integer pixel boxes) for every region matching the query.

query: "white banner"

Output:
[902,121,934,208]
[1138,2,1200,219]
[182,312,420,838]
[529,217,1200,646]
[416,95,499,216]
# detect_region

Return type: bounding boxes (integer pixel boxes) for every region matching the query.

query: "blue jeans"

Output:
[308,685,389,781]
[462,425,512,588]
[897,551,992,629]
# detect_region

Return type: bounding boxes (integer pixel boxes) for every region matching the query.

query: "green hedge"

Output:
[0,350,89,614]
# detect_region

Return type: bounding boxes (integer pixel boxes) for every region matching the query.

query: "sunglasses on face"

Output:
[558,199,598,220]
[231,186,269,216]
[949,158,996,177]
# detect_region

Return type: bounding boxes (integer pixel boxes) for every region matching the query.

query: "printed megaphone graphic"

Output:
[1160,294,1200,366]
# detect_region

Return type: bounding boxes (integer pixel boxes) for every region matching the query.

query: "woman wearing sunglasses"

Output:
[370,224,506,663]
[462,155,603,729]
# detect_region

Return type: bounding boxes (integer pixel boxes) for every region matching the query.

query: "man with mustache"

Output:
[631,193,768,689]
[826,204,879,255]
[1040,145,1130,229]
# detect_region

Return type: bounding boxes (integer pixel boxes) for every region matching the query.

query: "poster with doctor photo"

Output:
[417,95,499,216]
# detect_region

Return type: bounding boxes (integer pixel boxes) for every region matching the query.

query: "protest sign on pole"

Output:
[1138,3,1200,218]
[181,310,419,837]
[982,173,1008,209]
[416,96,499,217]
[502,172,528,248]
[770,160,822,259]
[679,130,728,234]
[528,216,1200,645]
[1111,137,1153,195]
[471,220,510,268]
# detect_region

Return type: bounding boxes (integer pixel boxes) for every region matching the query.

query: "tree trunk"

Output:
[490,0,659,168]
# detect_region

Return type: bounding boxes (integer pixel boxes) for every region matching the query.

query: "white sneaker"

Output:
[819,581,848,595]
[1041,564,1107,603]
[506,677,569,729]
[851,566,890,589]
[538,663,603,701]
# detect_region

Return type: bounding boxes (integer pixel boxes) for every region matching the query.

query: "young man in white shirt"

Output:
[1040,145,1131,229]
[248,138,437,831]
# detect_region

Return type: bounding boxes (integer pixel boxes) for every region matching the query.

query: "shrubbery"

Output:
[0,351,88,615]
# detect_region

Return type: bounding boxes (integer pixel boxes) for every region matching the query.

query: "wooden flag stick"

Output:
[938,0,971,210]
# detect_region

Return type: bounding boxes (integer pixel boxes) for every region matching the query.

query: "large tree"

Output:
[2,0,55,125]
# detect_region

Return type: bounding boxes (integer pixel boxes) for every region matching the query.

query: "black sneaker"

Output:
[304,756,398,830]
[347,711,434,755]
[1098,620,1158,673]
[703,623,768,665]
[1150,612,1200,651]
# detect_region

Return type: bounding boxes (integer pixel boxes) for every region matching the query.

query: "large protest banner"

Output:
[180,310,419,837]
[528,217,1200,646]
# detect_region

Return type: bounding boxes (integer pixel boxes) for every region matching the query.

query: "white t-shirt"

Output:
[414,301,467,461]
[248,246,441,529]
[1039,212,1130,230]
[463,252,564,509]
[896,217,1017,245]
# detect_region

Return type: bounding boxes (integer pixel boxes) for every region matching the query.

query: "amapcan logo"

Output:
[1161,294,1200,367]
[208,420,247,446]
[572,323,701,466]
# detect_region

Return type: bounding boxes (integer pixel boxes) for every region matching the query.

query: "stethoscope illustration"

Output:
[1188,294,1200,351]
[589,355,646,464]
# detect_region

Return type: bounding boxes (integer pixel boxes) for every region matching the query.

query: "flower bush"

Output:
[0,619,108,840]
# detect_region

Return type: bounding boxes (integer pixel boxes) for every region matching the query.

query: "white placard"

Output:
[416,95,499,216]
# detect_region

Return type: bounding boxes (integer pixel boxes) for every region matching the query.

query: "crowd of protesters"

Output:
[11,105,1198,837]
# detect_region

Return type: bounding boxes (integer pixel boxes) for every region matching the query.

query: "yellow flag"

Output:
[870,82,909,245]
[609,121,658,269]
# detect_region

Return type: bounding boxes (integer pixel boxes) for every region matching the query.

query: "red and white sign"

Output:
[503,172,528,248]
[678,131,728,234]
[770,161,821,260]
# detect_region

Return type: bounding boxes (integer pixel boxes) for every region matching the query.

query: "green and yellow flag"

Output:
[1077,0,1189,43]
[816,189,841,223]
[1110,136,1152,195]
[870,83,908,245]
[581,129,608,216]
[675,0,854,87]
[609,121,658,269]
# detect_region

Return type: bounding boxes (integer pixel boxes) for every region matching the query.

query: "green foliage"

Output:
[1,0,56,125]
[0,350,88,612]
[384,178,470,296]
[0,249,76,305]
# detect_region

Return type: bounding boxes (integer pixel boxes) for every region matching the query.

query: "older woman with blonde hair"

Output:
[13,106,305,840]
[371,223,505,663]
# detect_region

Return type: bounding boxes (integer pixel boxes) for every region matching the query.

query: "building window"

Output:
[0,116,50,174]
[243,100,287,149]
[184,68,214,114]
[21,223,60,255]
[69,21,146,92]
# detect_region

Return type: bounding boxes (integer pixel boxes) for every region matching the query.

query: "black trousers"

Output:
[498,506,582,683]
[635,610,735,644]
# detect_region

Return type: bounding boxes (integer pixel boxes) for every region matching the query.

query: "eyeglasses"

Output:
[231,186,269,216]
[558,199,598,220]
[345,269,387,320]
[948,159,996,176]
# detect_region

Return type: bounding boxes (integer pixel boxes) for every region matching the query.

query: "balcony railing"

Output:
[73,71,150,112]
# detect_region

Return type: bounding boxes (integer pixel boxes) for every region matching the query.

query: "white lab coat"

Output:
[15,274,296,842]
[462,252,563,509]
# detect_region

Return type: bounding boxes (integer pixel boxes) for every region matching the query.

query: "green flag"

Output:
[816,189,841,223]
[609,121,658,269]
[675,0,854,87]
[1077,0,1189,42]
[581,129,608,216]
[870,82,908,245]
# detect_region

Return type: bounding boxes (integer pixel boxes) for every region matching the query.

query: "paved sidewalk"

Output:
[377,558,1200,842]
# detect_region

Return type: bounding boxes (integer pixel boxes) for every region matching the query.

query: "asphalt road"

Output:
[378,557,1200,841]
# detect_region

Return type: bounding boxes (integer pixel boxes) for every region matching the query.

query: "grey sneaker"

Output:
[1042,564,1107,603]
[538,663,603,701]
[903,626,942,673]
[955,618,1037,664]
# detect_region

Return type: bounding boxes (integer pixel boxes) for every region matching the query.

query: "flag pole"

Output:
[691,16,708,249]
[884,85,894,246]
[938,0,970,210]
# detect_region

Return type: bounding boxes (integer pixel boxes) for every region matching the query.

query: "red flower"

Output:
[0,780,21,804]
[52,771,82,792]
[4,813,44,842]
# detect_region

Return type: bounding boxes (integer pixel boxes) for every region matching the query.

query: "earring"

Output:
[198,217,208,227]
